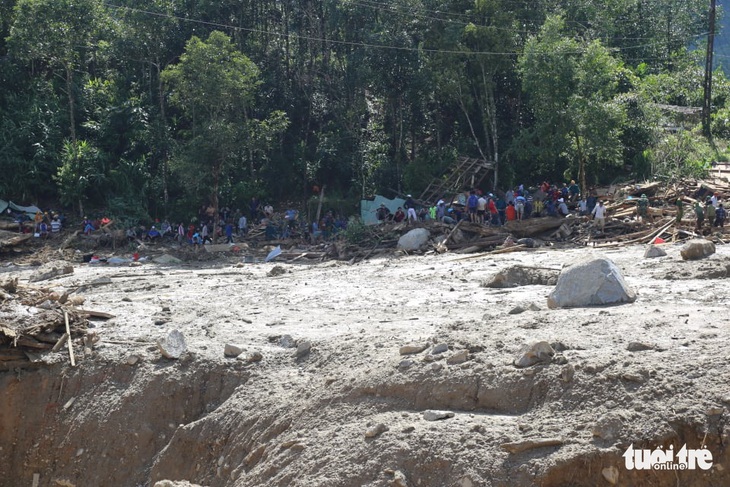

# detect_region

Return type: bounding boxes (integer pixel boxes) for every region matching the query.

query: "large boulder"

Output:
[483,265,559,288]
[547,256,636,309]
[680,239,715,260]
[397,228,430,251]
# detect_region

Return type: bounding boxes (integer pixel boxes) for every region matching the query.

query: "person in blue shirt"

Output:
[146,226,161,242]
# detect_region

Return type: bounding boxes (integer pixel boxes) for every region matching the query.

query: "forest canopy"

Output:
[0,0,725,221]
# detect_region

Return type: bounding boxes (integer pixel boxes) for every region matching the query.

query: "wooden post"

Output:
[64,311,76,367]
[315,185,326,224]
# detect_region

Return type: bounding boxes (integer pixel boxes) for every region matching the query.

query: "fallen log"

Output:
[503,217,566,238]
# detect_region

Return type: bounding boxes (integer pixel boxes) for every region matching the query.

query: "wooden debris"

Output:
[64,311,76,367]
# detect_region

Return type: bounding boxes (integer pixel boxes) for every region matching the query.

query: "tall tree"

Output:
[519,15,627,192]
[8,0,109,143]
[162,30,288,238]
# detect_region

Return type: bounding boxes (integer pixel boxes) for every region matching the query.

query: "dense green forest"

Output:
[0,0,726,222]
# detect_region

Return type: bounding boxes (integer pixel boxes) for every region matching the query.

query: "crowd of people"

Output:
[376,181,601,228]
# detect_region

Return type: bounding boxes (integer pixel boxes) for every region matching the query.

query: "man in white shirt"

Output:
[592,200,607,231]
[238,214,247,237]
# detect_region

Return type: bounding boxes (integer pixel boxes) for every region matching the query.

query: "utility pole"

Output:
[702,0,716,138]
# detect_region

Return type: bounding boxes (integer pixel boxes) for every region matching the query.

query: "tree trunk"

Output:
[66,65,76,143]
[156,61,169,213]
[212,161,221,244]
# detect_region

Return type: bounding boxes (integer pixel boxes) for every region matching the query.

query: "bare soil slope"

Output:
[1,243,730,487]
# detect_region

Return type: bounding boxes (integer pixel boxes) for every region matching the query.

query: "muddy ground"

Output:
[1,242,730,487]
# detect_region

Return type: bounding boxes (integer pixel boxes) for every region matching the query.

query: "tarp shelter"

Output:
[360,195,406,225]
[0,199,42,218]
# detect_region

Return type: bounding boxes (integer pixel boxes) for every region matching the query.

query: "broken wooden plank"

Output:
[501,438,563,454]
[64,311,76,367]
[68,308,115,320]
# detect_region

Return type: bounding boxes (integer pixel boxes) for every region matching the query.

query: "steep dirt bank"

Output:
[1,243,730,486]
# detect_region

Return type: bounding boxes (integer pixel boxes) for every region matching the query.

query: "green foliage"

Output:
[54,139,99,212]
[647,131,712,181]
[341,218,371,245]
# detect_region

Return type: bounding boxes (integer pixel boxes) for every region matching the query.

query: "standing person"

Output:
[675,199,684,224]
[715,203,726,227]
[404,195,417,224]
[488,196,499,225]
[592,200,607,232]
[476,194,487,224]
[466,191,479,223]
[568,180,580,202]
[636,194,649,221]
[225,221,234,243]
[238,214,247,237]
[705,199,716,229]
[694,201,705,231]
[505,201,517,221]
[514,194,526,221]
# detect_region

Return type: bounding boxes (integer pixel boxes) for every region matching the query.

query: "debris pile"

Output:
[0,275,91,369]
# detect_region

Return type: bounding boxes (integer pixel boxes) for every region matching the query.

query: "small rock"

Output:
[514,341,555,368]
[423,410,455,421]
[446,350,469,365]
[398,359,414,369]
[508,305,526,315]
[399,343,429,355]
[527,303,541,311]
[279,334,296,348]
[644,244,667,258]
[402,426,415,433]
[268,265,286,277]
[246,351,263,363]
[431,343,448,354]
[431,363,443,372]
[296,341,311,358]
[560,364,575,382]
[157,330,187,359]
[626,342,654,352]
[601,466,619,485]
[126,355,140,366]
[391,470,409,487]
[621,373,644,383]
[364,423,388,438]
[153,254,183,265]
[223,343,243,357]
[591,412,624,442]
[707,407,724,416]
[29,261,74,283]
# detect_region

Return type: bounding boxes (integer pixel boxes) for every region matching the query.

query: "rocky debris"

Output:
[422,410,455,421]
[279,334,296,348]
[644,244,667,258]
[0,276,18,294]
[514,341,555,368]
[547,256,636,309]
[28,261,74,283]
[591,412,625,442]
[446,350,469,365]
[431,343,448,354]
[483,265,559,288]
[157,329,187,359]
[626,342,654,352]
[246,351,263,363]
[153,481,204,487]
[126,355,141,366]
[508,303,540,314]
[268,265,286,277]
[224,344,243,358]
[153,254,183,265]
[560,364,575,382]
[398,359,414,370]
[399,343,429,355]
[397,228,430,251]
[364,423,388,438]
[390,470,409,487]
[680,239,716,260]
[500,438,563,454]
[296,340,312,359]
[601,466,619,485]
